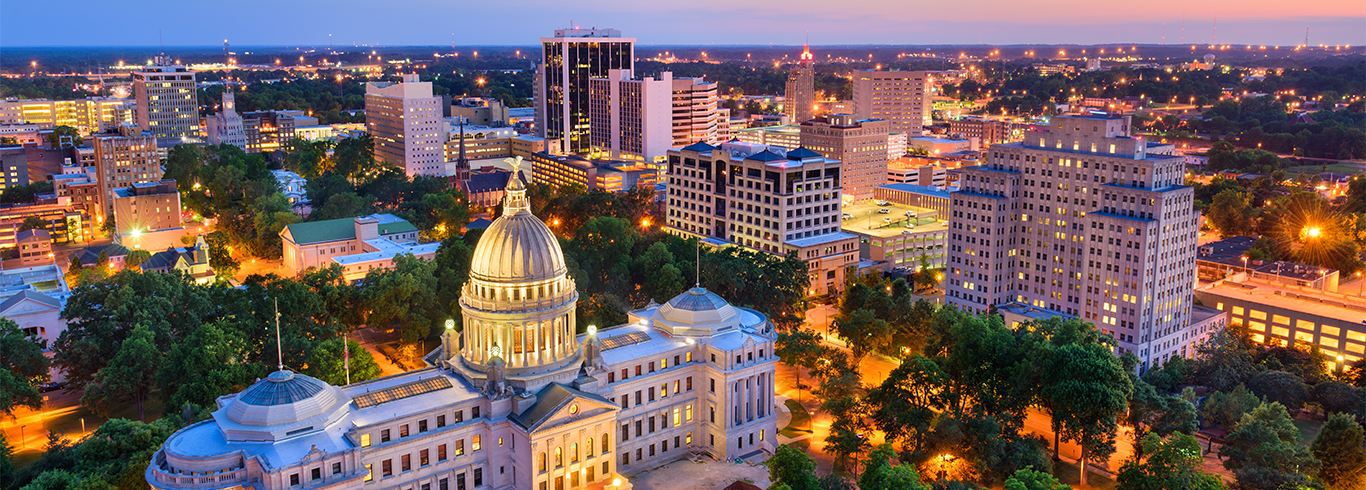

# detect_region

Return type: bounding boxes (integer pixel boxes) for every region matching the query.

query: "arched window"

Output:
[570,442,579,463]
[586,438,595,457]
[602,433,609,453]
[538,452,546,472]
[555,447,563,467]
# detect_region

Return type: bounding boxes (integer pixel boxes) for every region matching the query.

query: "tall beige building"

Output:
[946,115,1199,370]
[852,70,934,136]
[671,77,721,148]
[92,131,162,224]
[799,115,889,199]
[132,58,198,145]
[666,141,859,296]
[366,74,444,177]
[783,46,815,124]
[588,69,673,162]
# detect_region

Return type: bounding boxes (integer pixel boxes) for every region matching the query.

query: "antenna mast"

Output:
[274,298,283,372]
[695,241,701,288]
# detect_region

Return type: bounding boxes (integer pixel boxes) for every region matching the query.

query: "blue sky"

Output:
[4,0,1363,47]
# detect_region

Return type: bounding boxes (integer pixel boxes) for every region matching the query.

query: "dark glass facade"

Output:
[542,40,632,153]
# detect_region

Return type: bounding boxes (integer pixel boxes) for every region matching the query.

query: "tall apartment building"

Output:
[366,74,444,176]
[92,131,162,224]
[945,115,1199,370]
[132,59,198,145]
[799,115,889,199]
[672,77,721,147]
[535,28,635,154]
[665,141,859,296]
[784,46,815,124]
[588,69,673,162]
[205,92,247,148]
[451,97,510,127]
[852,70,934,136]
[0,97,133,135]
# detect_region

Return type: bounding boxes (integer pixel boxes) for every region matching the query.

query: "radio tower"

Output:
[223,39,230,65]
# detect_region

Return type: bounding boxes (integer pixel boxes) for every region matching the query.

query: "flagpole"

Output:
[274,298,283,372]
[343,330,351,385]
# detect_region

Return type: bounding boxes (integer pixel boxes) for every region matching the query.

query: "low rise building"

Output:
[112,180,185,251]
[1196,275,1366,369]
[908,136,977,155]
[527,152,658,192]
[15,229,53,267]
[886,157,947,187]
[0,264,72,381]
[732,124,801,149]
[280,214,439,281]
[273,170,309,209]
[0,96,133,135]
[244,110,316,154]
[451,97,510,127]
[141,236,216,284]
[872,183,952,216]
[840,199,947,271]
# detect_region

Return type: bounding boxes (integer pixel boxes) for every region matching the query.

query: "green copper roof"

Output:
[284,218,358,245]
[377,221,417,235]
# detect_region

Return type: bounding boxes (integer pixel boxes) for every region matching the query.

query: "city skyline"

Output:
[3,0,1363,47]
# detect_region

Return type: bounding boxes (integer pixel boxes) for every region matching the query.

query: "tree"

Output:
[1220,402,1320,490]
[832,308,891,363]
[859,443,929,490]
[156,320,262,409]
[0,318,49,417]
[204,231,240,279]
[81,325,162,421]
[1313,381,1365,416]
[1003,466,1070,490]
[1205,189,1258,238]
[1116,433,1226,490]
[1245,370,1310,411]
[45,125,81,148]
[125,249,152,272]
[777,328,828,401]
[1125,375,1198,458]
[766,444,821,490]
[0,433,12,490]
[1311,413,1366,490]
[867,355,947,454]
[17,215,45,233]
[360,254,442,353]
[304,338,381,386]
[1043,342,1133,487]
[1191,326,1258,392]
[1200,384,1262,429]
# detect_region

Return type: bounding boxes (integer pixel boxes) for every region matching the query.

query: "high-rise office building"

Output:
[799,114,889,199]
[945,115,1199,369]
[784,46,815,124]
[665,141,859,296]
[365,74,444,176]
[205,92,247,148]
[852,70,934,136]
[588,69,672,162]
[534,28,635,154]
[671,77,721,148]
[132,58,198,145]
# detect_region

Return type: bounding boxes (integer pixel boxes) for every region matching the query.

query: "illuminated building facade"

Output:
[852,70,934,136]
[798,115,889,199]
[366,74,444,176]
[946,114,1199,370]
[132,59,199,145]
[535,28,635,154]
[783,46,815,124]
[588,69,672,162]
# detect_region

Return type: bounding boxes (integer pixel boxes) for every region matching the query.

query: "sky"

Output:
[3,0,1364,47]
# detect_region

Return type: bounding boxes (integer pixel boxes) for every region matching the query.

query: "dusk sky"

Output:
[4,0,1364,47]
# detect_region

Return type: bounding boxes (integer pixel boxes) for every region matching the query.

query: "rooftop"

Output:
[878,183,953,199]
[1197,278,1366,323]
[841,200,945,239]
[1196,236,1258,266]
[786,231,858,248]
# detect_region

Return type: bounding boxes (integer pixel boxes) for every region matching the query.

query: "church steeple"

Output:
[455,119,471,182]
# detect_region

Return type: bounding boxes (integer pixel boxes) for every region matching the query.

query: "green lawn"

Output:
[1283,163,1365,177]
[779,399,813,438]
[1294,418,1324,447]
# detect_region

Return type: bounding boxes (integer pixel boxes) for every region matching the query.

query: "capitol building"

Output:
[145,158,780,490]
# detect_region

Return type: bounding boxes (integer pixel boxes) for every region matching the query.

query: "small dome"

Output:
[221,370,350,435]
[652,287,742,332]
[237,370,324,406]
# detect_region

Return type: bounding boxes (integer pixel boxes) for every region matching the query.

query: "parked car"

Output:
[878,208,891,214]
[39,381,66,392]
[876,200,890,206]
